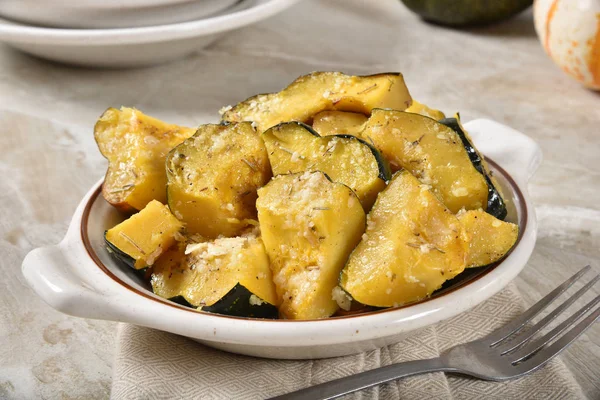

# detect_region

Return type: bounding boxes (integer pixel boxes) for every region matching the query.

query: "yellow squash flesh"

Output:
[340,171,468,308]
[452,113,507,204]
[222,72,412,134]
[166,122,271,238]
[150,243,188,299]
[262,122,389,210]
[105,200,184,269]
[357,109,489,213]
[458,209,519,268]
[312,111,368,136]
[94,107,195,212]
[151,235,277,307]
[256,172,366,319]
[405,100,446,120]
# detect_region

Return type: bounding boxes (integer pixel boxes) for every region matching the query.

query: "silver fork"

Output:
[272,266,599,400]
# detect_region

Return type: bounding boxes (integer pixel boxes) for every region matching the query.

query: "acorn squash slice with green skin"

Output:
[151,235,278,318]
[256,171,366,320]
[166,122,272,238]
[458,209,518,268]
[440,115,507,220]
[357,109,489,214]
[104,200,184,270]
[262,122,391,211]
[312,100,445,137]
[148,243,188,299]
[339,170,469,308]
[201,284,278,319]
[222,72,412,134]
[94,107,195,213]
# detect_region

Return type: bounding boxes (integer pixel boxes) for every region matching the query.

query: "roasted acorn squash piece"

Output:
[358,109,489,214]
[262,122,390,210]
[94,107,195,212]
[440,115,507,220]
[166,122,271,238]
[458,209,518,268]
[149,243,188,300]
[312,101,445,135]
[312,111,367,136]
[201,284,278,318]
[256,172,366,320]
[151,234,278,318]
[105,200,184,270]
[340,170,469,308]
[405,100,446,120]
[222,72,412,133]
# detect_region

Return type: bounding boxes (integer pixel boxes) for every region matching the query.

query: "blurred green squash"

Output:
[400,0,533,27]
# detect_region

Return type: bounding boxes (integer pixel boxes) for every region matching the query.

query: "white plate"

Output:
[0,0,239,29]
[22,118,542,360]
[0,0,300,67]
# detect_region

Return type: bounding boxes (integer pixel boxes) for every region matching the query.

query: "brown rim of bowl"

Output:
[81,158,527,322]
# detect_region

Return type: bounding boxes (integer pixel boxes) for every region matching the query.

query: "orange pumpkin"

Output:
[534,0,600,90]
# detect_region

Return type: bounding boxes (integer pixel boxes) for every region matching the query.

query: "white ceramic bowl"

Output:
[22,118,542,360]
[0,0,239,29]
[0,0,300,68]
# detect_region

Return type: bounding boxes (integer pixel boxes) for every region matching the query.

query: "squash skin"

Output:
[458,209,518,268]
[262,121,391,211]
[400,0,533,27]
[309,110,500,216]
[105,236,136,269]
[440,116,507,220]
[94,107,195,212]
[358,109,489,214]
[312,111,368,136]
[104,200,184,270]
[340,170,469,308]
[104,236,153,281]
[150,235,278,317]
[256,172,366,320]
[166,122,271,238]
[202,284,278,319]
[222,72,412,134]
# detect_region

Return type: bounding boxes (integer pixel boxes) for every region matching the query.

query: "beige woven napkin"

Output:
[111,283,584,399]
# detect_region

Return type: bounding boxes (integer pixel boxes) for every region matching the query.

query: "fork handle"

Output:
[270,357,455,400]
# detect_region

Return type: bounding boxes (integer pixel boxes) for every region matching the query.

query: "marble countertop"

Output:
[0,0,598,398]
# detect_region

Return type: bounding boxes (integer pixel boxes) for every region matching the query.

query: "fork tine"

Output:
[500,273,600,355]
[487,265,591,347]
[510,294,600,364]
[513,302,600,372]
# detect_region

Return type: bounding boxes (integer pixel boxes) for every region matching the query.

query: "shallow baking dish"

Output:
[22,118,542,360]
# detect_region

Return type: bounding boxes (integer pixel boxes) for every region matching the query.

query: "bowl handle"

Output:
[22,244,123,321]
[463,119,543,183]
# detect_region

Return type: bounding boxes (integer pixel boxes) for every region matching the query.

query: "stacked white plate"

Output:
[0,0,300,67]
